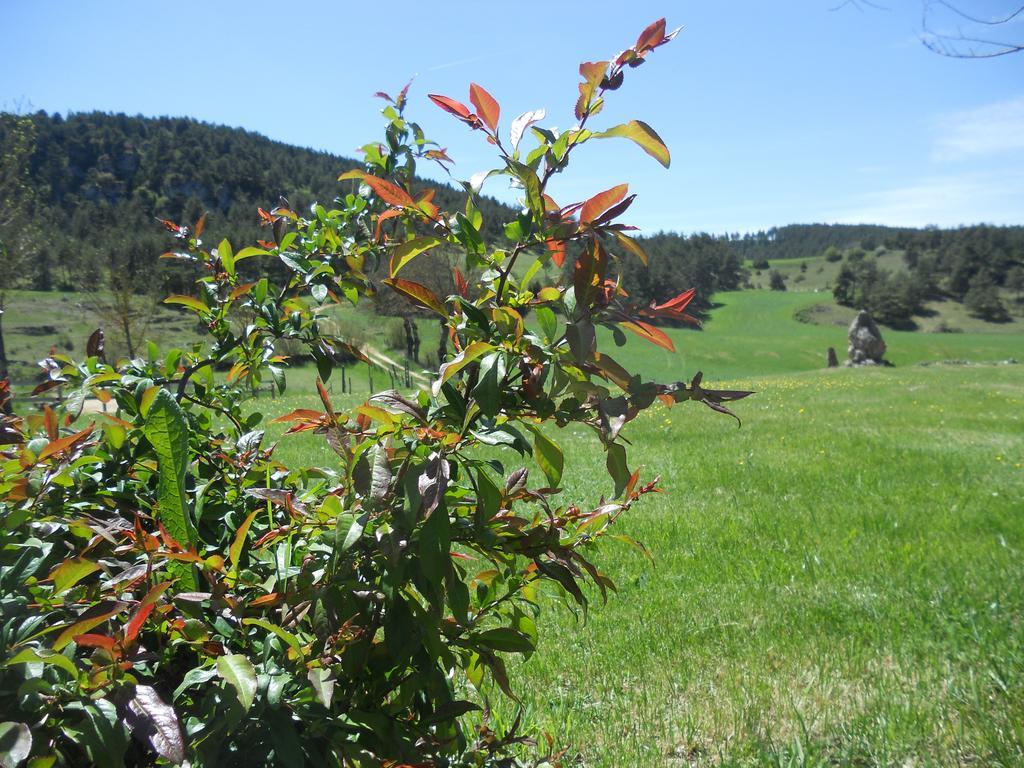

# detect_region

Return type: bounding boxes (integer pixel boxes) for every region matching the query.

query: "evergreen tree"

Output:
[964,274,1011,322]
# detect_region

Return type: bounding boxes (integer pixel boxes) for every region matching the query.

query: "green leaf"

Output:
[475,468,502,526]
[310,283,328,303]
[419,501,451,588]
[266,709,304,768]
[471,352,505,417]
[229,509,260,573]
[606,442,629,499]
[0,722,32,768]
[475,627,535,654]
[593,120,671,168]
[70,700,129,768]
[52,604,126,651]
[143,390,197,589]
[432,341,494,397]
[509,161,544,220]
[466,652,485,691]
[243,618,306,660]
[307,668,336,709]
[528,426,564,487]
[389,235,444,276]
[172,666,218,700]
[217,238,235,278]
[47,556,100,596]
[163,295,209,315]
[370,443,391,501]
[6,648,79,679]
[217,654,257,713]
[535,306,557,343]
[235,246,272,262]
[612,229,648,265]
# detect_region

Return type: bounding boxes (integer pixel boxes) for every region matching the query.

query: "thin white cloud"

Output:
[932,96,1024,161]
[827,169,1024,227]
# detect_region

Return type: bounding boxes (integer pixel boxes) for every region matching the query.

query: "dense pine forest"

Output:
[1,111,1022,324]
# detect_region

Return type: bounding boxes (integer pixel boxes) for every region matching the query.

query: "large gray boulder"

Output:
[846,310,887,366]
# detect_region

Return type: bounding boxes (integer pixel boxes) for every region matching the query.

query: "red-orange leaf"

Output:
[621,320,675,352]
[382,278,447,317]
[74,633,118,651]
[469,83,500,133]
[454,268,469,298]
[573,240,607,308]
[363,175,415,208]
[428,94,480,128]
[592,194,636,226]
[545,239,567,269]
[316,378,335,420]
[580,184,629,224]
[373,207,405,241]
[248,593,284,608]
[123,602,155,646]
[270,408,325,424]
[653,288,696,313]
[339,170,415,208]
[37,425,95,462]
[642,288,699,325]
[636,18,667,52]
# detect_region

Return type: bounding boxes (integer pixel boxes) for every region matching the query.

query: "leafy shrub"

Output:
[769,270,787,291]
[0,20,749,767]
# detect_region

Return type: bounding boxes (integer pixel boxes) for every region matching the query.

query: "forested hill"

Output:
[0,110,514,292]
[2,111,1021,316]
[726,224,914,263]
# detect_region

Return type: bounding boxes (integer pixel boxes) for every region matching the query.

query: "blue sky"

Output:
[3,0,1023,235]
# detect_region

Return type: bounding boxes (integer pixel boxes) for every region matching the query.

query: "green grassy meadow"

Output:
[488,363,1023,766]
[10,284,1024,765]
[251,290,1024,766]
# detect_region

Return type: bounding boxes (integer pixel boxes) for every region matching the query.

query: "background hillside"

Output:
[1,111,1022,383]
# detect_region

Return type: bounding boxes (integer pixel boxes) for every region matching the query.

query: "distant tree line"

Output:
[724,223,912,264]
[618,233,746,318]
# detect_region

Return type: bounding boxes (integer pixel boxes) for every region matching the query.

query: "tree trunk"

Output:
[122,313,135,359]
[0,293,9,383]
[437,318,447,365]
